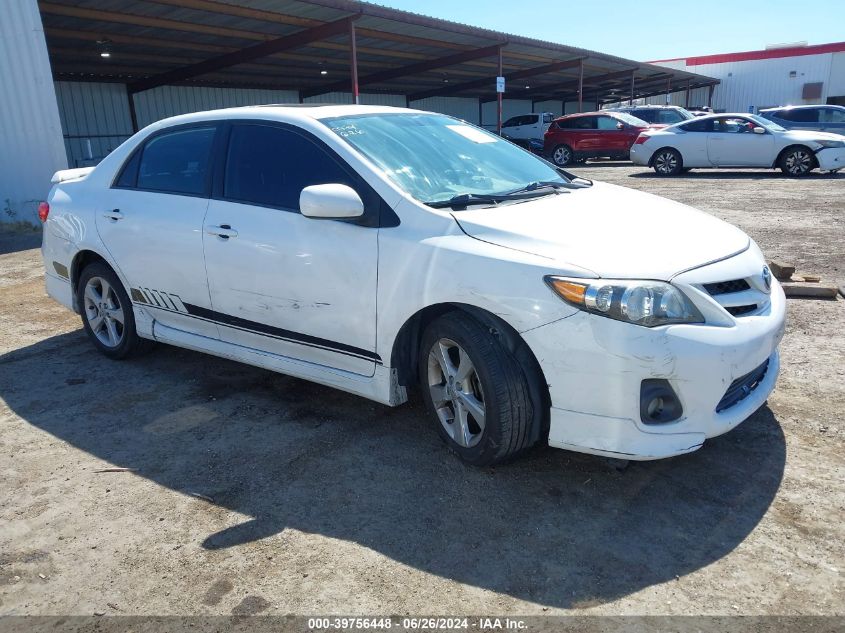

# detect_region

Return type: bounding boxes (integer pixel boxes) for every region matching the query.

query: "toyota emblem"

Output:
[762,266,772,292]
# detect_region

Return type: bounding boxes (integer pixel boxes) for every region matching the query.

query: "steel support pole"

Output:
[496,47,503,135]
[577,58,584,112]
[685,81,691,108]
[629,70,635,105]
[127,91,138,133]
[666,78,672,104]
[349,20,359,104]
[708,84,715,108]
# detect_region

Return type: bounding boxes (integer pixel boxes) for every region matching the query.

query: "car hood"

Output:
[782,129,845,142]
[452,181,750,280]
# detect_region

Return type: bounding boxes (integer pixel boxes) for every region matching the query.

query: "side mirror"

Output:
[616,122,625,130]
[752,126,766,134]
[300,184,364,219]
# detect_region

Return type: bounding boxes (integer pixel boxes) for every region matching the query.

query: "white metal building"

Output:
[645,41,845,113]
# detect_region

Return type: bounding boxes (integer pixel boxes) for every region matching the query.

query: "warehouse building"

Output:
[641,41,845,113]
[0,0,718,225]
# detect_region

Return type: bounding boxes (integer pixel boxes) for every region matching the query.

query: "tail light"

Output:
[38,201,50,222]
[633,135,650,145]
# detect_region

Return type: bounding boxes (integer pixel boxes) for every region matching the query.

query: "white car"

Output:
[500,112,555,141]
[41,105,785,465]
[630,113,845,176]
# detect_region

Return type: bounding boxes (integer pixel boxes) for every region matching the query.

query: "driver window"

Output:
[502,117,519,128]
[713,117,753,133]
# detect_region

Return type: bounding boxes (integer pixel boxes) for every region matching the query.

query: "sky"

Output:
[373,0,845,62]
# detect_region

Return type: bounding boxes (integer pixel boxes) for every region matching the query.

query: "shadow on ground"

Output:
[0,229,41,255]
[0,332,786,608]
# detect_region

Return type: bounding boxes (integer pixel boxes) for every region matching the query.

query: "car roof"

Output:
[608,105,683,109]
[556,110,613,119]
[144,104,429,130]
[760,104,843,112]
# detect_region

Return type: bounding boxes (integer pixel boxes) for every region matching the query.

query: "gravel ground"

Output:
[0,165,843,618]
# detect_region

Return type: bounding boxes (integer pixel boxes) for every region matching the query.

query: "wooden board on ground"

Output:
[781,282,839,299]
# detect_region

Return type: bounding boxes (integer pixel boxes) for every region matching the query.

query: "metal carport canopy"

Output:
[40,0,718,114]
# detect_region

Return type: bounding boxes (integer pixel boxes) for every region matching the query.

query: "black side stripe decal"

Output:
[182,303,382,363]
[130,287,380,363]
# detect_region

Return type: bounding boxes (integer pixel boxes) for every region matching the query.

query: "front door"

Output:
[707,117,775,166]
[202,122,380,376]
[96,124,219,339]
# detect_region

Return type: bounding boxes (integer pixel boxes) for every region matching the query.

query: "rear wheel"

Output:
[419,311,536,466]
[77,262,152,360]
[779,146,815,177]
[652,148,683,176]
[551,144,574,167]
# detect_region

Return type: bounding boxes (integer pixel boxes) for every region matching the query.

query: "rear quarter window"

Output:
[136,127,216,195]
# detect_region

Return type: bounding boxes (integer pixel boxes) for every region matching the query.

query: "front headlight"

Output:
[815,139,845,148]
[545,276,704,327]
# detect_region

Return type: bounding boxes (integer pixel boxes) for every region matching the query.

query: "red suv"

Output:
[544,111,651,166]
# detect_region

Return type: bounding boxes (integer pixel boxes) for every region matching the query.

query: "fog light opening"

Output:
[640,379,683,425]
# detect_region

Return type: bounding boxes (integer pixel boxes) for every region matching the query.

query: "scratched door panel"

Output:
[202,199,378,377]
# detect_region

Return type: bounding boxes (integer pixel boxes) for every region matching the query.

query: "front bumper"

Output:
[523,252,786,460]
[815,147,845,171]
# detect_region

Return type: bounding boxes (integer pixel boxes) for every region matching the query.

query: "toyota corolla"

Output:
[41,105,786,466]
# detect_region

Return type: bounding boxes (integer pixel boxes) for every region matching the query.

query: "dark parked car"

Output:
[604,105,695,126]
[543,111,651,166]
[758,105,845,133]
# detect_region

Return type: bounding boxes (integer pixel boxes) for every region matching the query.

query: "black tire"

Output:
[778,145,816,177]
[77,262,153,360]
[418,311,536,466]
[652,148,683,176]
[551,144,574,167]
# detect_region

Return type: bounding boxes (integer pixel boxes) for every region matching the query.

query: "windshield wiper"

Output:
[504,180,569,195]
[426,184,573,209]
[426,193,508,209]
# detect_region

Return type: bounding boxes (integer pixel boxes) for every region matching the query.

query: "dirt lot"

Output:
[0,165,843,618]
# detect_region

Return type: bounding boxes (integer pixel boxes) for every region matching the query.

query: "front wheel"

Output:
[779,146,815,177]
[551,144,574,167]
[652,148,683,176]
[419,312,537,466]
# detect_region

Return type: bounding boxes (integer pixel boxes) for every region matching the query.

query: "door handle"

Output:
[103,209,123,221]
[205,224,238,239]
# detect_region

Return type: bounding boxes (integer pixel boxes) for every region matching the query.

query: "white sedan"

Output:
[41,105,785,465]
[630,113,845,176]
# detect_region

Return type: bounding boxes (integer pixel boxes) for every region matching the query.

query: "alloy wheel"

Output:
[83,276,125,348]
[785,149,812,175]
[654,151,678,174]
[553,146,571,166]
[427,338,486,448]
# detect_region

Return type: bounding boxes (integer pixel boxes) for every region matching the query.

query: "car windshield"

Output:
[322,113,569,206]
[748,114,786,132]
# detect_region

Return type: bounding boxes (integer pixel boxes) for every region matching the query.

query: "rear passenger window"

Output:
[137,127,216,195]
[224,124,357,211]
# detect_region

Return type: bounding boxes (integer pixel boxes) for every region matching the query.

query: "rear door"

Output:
[202,121,380,376]
[568,115,598,152]
[97,124,220,338]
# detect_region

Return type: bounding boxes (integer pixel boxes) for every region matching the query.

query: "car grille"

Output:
[716,359,770,413]
[701,277,764,318]
[703,279,750,295]
[725,304,758,316]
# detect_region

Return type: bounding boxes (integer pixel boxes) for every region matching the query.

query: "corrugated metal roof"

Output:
[38,0,718,102]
